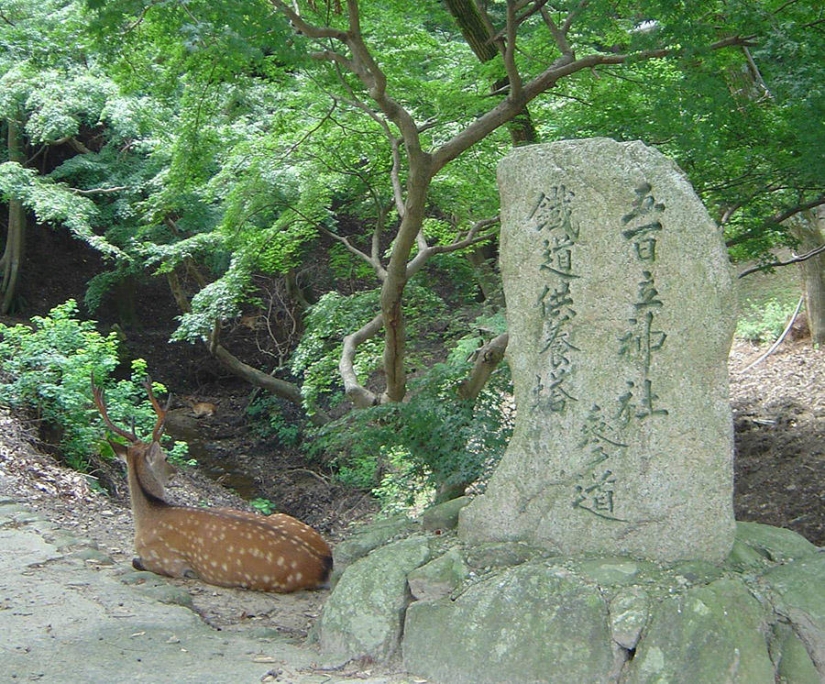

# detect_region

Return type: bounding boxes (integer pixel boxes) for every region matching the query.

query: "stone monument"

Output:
[459,138,737,562]
[316,141,825,683]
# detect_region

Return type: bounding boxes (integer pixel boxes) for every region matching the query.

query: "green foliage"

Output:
[170,254,252,342]
[165,441,196,468]
[249,497,277,515]
[539,3,825,261]
[87,0,301,95]
[246,394,302,447]
[0,162,118,257]
[736,298,800,343]
[25,68,117,142]
[327,243,376,283]
[310,356,512,507]
[0,300,184,471]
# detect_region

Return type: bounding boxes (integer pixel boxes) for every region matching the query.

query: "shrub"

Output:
[309,357,513,508]
[0,299,184,471]
[736,298,800,343]
[246,393,303,447]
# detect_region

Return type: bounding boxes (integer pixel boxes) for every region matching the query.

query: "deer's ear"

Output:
[109,439,128,462]
[146,442,177,484]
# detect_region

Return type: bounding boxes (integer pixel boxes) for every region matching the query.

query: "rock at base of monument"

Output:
[400,522,824,684]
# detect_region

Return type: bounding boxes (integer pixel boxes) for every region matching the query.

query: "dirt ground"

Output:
[730,336,825,546]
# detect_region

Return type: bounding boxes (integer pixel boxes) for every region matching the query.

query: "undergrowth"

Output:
[736,297,801,344]
[0,299,187,472]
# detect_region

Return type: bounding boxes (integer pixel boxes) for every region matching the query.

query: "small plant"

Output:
[0,299,186,471]
[167,441,195,467]
[736,298,800,343]
[249,497,276,515]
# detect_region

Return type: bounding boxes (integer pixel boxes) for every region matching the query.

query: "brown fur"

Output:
[94,379,332,592]
[182,397,217,418]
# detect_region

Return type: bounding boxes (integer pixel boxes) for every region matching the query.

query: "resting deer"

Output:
[181,396,217,418]
[91,378,332,592]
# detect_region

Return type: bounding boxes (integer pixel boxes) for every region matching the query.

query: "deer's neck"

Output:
[125,453,170,530]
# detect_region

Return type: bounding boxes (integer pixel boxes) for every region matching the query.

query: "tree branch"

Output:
[72,185,130,195]
[431,33,755,174]
[269,0,348,41]
[318,224,387,279]
[339,313,384,407]
[737,243,825,279]
[52,135,92,154]
[726,196,825,248]
[539,5,574,57]
[406,216,500,278]
[459,333,509,401]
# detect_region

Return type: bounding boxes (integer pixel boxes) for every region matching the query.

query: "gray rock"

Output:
[331,514,419,580]
[307,139,824,682]
[461,138,737,563]
[772,622,821,684]
[318,516,825,682]
[407,546,469,601]
[421,496,470,532]
[729,520,819,568]
[404,561,614,684]
[609,588,650,651]
[760,554,825,676]
[624,578,775,683]
[462,540,543,571]
[317,535,431,662]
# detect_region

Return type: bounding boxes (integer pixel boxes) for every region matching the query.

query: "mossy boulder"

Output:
[315,517,825,683]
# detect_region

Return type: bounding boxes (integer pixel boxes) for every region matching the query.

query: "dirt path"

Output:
[0,498,416,683]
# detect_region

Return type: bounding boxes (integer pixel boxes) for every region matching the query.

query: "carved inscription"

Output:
[618,183,669,423]
[529,186,580,414]
[573,404,628,520]
[527,182,671,521]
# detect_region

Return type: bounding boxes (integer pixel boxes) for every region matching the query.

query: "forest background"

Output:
[0,0,823,514]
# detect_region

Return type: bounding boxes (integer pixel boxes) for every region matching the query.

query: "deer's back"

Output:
[135,505,332,592]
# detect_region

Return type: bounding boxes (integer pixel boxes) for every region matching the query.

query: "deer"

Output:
[180,396,217,418]
[91,377,332,593]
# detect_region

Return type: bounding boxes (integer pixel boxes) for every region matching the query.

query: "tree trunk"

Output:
[380,155,433,404]
[789,210,825,346]
[1,115,26,314]
[444,0,538,147]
